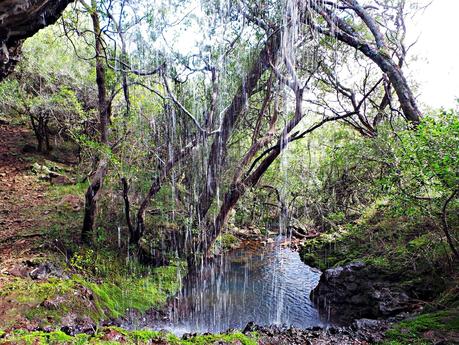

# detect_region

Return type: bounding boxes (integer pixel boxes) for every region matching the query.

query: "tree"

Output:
[0,24,90,154]
[306,0,421,124]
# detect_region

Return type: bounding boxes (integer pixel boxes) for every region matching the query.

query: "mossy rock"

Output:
[382,309,459,345]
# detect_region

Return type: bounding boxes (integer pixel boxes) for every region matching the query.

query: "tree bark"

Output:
[82,158,108,244]
[0,0,74,80]
[121,177,134,238]
[196,31,281,222]
[441,189,459,260]
[195,87,306,259]
[81,1,110,244]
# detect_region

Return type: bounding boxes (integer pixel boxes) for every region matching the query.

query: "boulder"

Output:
[311,262,414,324]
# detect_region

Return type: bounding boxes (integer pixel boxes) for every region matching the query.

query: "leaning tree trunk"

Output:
[309,0,421,124]
[196,31,281,222]
[129,139,198,247]
[81,1,110,244]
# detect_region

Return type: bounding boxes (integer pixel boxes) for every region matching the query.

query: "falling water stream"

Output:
[126,235,324,336]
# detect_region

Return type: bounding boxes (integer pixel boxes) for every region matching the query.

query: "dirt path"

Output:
[0,123,50,266]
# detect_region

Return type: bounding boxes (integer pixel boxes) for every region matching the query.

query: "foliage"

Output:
[0,24,94,153]
[380,111,459,205]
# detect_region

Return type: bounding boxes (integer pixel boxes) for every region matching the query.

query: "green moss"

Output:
[0,276,75,307]
[19,278,75,304]
[381,309,459,344]
[0,256,184,330]
[79,261,184,319]
[1,328,258,345]
[0,275,101,328]
[363,256,390,269]
[177,332,257,345]
[3,330,71,344]
[47,181,88,199]
[219,233,240,250]
[119,329,257,345]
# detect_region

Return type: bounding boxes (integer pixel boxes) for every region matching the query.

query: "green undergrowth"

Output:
[78,259,184,318]
[0,161,184,330]
[0,249,185,329]
[300,201,459,343]
[300,202,454,284]
[380,308,459,345]
[42,181,87,243]
[211,232,241,255]
[0,327,258,344]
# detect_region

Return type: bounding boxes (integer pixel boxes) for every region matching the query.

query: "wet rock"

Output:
[182,332,197,340]
[251,323,385,345]
[351,318,389,343]
[242,321,257,334]
[311,262,415,324]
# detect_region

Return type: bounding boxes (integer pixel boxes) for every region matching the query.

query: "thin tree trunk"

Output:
[121,177,134,237]
[441,189,459,260]
[82,158,108,244]
[132,139,198,246]
[81,1,110,244]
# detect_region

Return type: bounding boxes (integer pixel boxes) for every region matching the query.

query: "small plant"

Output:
[70,249,96,272]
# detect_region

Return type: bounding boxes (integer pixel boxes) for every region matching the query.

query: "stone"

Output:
[311,261,414,324]
[29,262,67,280]
[101,329,125,342]
[7,265,29,278]
[60,314,95,335]
[243,321,257,334]
[41,295,66,310]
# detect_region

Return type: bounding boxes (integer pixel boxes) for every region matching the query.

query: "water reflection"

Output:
[154,237,324,335]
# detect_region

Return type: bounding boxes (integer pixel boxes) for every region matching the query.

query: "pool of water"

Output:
[128,236,324,335]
